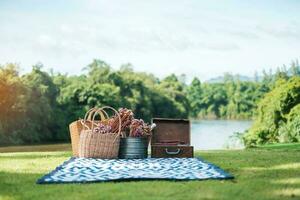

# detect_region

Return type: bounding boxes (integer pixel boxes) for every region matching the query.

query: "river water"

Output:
[191,120,252,150]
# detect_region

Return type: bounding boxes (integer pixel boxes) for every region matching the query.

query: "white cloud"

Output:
[256,23,300,39]
[0,0,299,80]
[37,34,57,47]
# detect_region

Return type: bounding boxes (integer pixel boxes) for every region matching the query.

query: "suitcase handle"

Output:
[165,148,181,155]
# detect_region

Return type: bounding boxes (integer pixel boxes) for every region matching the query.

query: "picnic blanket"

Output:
[37,157,233,184]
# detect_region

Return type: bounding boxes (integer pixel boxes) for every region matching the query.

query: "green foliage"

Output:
[1,59,299,145]
[22,65,62,142]
[0,64,26,144]
[158,74,189,118]
[187,78,202,118]
[187,74,266,119]
[244,77,300,146]
[0,64,65,144]
[278,105,300,143]
[0,60,190,145]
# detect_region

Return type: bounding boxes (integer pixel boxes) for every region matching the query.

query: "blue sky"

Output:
[0,0,299,80]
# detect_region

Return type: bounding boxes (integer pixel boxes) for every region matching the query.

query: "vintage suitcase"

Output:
[151,118,194,158]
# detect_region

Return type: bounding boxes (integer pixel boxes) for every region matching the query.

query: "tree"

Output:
[1,58,300,145]
[244,77,300,146]
[290,60,300,76]
[0,64,26,144]
[21,65,61,142]
[158,74,189,118]
[85,59,111,84]
[187,78,202,118]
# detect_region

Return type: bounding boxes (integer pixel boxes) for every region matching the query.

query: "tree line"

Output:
[244,76,300,146]
[0,59,299,145]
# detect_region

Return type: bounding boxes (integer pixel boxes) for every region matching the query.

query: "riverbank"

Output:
[0,143,299,200]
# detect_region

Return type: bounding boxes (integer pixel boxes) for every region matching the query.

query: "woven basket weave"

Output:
[69,120,83,157]
[78,106,122,159]
[69,108,108,156]
[79,132,120,158]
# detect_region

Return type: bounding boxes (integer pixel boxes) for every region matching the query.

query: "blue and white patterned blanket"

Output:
[37,157,233,184]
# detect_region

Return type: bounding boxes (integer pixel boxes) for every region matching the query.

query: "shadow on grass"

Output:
[257,143,300,151]
[0,143,72,153]
[1,163,300,200]
[1,167,300,200]
[242,162,300,171]
[0,171,221,200]
[0,146,299,200]
[0,152,71,159]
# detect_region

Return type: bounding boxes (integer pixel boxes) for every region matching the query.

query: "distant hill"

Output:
[206,74,262,83]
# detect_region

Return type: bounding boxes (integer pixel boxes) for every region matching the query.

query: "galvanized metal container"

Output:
[118,137,148,159]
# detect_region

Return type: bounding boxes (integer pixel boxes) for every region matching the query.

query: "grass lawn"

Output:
[0,143,299,200]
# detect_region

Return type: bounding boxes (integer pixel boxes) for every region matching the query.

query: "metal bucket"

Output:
[118,137,148,159]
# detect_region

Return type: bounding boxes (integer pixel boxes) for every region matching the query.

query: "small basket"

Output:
[69,108,108,157]
[78,106,122,159]
[69,120,83,157]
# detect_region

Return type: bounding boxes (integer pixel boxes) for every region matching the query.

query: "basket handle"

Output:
[84,107,96,121]
[91,106,122,136]
[87,107,108,121]
[81,107,107,130]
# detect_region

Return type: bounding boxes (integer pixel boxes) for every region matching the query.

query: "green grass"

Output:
[0,143,71,153]
[257,142,300,150]
[0,143,299,200]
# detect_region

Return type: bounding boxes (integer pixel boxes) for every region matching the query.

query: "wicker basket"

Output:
[69,107,109,157]
[78,106,122,159]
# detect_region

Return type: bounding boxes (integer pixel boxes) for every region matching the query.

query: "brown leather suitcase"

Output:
[151,118,194,158]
